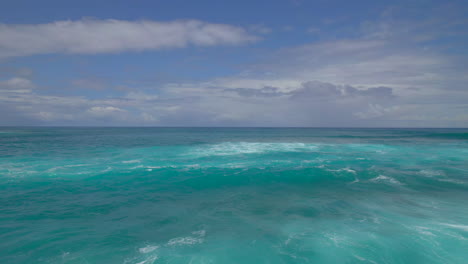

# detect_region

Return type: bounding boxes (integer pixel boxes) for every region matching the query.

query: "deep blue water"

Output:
[1,127,467,263]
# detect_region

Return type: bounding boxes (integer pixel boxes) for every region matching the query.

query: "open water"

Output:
[1,127,467,263]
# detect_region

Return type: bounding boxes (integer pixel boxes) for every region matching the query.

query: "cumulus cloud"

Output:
[0,19,259,57]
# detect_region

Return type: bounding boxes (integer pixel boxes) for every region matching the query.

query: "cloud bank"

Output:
[4,75,465,127]
[0,3,466,127]
[0,19,258,57]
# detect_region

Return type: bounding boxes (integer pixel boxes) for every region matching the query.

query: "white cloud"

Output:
[87,106,126,116]
[124,92,159,101]
[0,19,259,58]
[0,77,35,93]
[0,75,466,127]
[0,5,466,127]
[250,38,453,91]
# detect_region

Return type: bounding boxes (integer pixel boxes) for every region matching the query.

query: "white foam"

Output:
[135,255,158,264]
[328,167,357,174]
[438,179,466,185]
[221,163,248,169]
[146,166,164,169]
[122,160,141,164]
[167,236,203,246]
[64,164,91,167]
[192,230,206,236]
[101,166,112,172]
[138,245,159,254]
[142,166,164,171]
[350,178,360,184]
[419,170,445,177]
[370,175,402,185]
[166,229,206,246]
[190,142,319,157]
[414,226,436,237]
[440,223,468,232]
[324,233,347,246]
[353,255,378,264]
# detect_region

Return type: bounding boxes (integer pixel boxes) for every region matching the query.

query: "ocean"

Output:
[1,127,467,263]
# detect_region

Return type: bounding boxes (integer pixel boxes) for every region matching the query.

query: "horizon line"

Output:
[1,126,467,129]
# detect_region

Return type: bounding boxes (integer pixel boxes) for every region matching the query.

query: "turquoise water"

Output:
[1,128,467,264]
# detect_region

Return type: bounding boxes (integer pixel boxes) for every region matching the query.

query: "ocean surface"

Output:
[1,127,467,264]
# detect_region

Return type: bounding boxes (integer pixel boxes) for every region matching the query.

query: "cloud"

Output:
[71,78,107,90]
[224,81,395,99]
[0,77,35,93]
[251,38,452,90]
[0,75,466,127]
[0,19,259,58]
[0,4,466,127]
[124,92,159,101]
[223,86,286,97]
[86,106,128,121]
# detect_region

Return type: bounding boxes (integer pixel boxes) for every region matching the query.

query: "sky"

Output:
[0,0,467,127]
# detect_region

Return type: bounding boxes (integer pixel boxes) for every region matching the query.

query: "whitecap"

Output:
[135,255,158,264]
[337,168,357,174]
[64,164,91,167]
[192,230,206,236]
[146,166,164,169]
[440,223,468,232]
[353,255,378,264]
[350,178,360,184]
[167,236,203,246]
[438,179,466,185]
[326,167,357,175]
[189,142,319,157]
[419,170,445,177]
[139,245,159,254]
[414,226,436,237]
[122,160,141,164]
[101,166,112,172]
[370,175,402,185]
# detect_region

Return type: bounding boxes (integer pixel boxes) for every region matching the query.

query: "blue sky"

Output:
[1,0,467,126]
